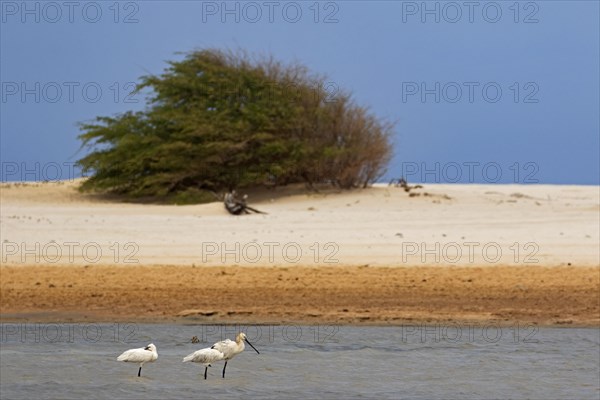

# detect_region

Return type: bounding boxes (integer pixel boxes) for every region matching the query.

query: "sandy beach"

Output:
[1,180,599,325]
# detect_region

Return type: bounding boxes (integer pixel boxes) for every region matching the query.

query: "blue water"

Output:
[1,323,599,399]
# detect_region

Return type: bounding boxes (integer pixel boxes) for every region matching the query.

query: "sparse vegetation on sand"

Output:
[77,49,393,202]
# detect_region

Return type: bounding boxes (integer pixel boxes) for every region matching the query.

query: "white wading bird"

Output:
[183,332,259,379]
[117,343,158,377]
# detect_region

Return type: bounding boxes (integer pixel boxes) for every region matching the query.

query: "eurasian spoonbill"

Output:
[183,332,259,379]
[182,348,225,379]
[117,343,158,377]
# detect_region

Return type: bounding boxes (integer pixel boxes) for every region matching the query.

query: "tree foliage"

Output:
[77,49,393,201]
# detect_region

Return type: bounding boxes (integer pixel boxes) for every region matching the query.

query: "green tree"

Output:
[77,49,393,201]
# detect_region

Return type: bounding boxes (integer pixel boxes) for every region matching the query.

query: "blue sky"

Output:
[1,1,599,184]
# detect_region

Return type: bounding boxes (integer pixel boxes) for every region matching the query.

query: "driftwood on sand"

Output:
[388,177,423,193]
[224,191,267,215]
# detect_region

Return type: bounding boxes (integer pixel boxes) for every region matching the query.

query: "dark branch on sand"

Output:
[224,191,267,215]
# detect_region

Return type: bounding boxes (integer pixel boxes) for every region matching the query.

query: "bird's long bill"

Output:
[245,339,260,354]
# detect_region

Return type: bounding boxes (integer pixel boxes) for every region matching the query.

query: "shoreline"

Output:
[2,181,598,328]
[2,264,598,327]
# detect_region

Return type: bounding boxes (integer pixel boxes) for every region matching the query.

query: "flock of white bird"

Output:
[117,332,259,379]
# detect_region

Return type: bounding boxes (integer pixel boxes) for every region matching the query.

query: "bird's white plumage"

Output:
[117,344,158,367]
[210,338,245,360]
[182,348,224,365]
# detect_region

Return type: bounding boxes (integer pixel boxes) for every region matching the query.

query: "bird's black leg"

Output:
[204,367,208,380]
[222,361,227,378]
[138,367,142,377]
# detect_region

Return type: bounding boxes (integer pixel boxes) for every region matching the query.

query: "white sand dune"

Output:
[1,180,598,267]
